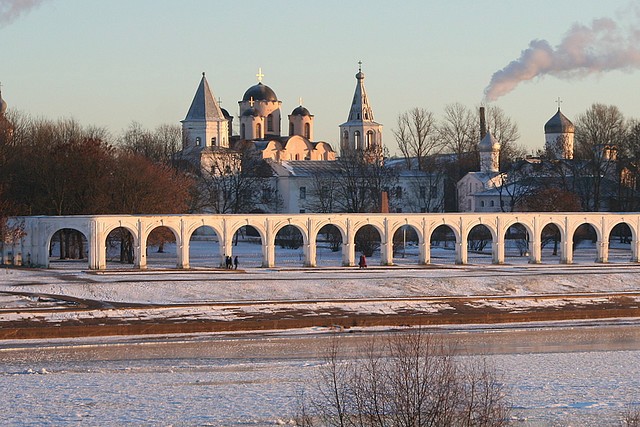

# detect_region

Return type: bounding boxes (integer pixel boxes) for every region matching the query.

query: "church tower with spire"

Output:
[544,101,575,160]
[181,72,230,155]
[339,63,383,159]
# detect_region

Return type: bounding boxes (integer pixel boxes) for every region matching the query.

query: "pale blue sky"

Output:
[2,0,639,155]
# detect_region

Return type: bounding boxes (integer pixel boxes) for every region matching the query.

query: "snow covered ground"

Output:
[1,239,640,426]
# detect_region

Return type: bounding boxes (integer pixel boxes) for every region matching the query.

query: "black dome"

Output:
[291,105,311,116]
[242,82,277,102]
[220,108,232,119]
[545,109,575,134]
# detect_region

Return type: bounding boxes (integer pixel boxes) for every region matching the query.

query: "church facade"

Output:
[179,66,444,215]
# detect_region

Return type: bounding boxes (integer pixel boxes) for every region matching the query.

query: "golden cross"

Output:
[299,97,303,106]
[358,60,362,72]
[256,67,264,83]
[556,97,563,109]
[249,96,254,107]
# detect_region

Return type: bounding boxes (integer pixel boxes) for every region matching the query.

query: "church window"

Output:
[481,201,485,208]
[395,186,403,199]
[343,130,349,145]
[299,186,306,199]
[364,111,369,120]
[354,131,361,149]
[299,209,306,213]
[490,200,495,207]
[366,130,374,149]
[241,124,246,139]
[357,113,360,120]
[289,122,294,136]
[211,137,216,146]
[195,137,201,146]
[256,123,262,138]
[420,186,427,199]
[295,154,300,160]
[304,123,310,139]
[267,114,274,132]
[261,187,271,203]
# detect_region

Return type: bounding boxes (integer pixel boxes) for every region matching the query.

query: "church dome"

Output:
[478,130,500,152]
[221,107,232,119]
[545,109,575,134]
[242,82,278,102]
[291,105,311,116]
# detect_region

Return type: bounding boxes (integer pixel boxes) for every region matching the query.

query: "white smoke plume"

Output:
[0,0,46,28]
[484,10,640,102]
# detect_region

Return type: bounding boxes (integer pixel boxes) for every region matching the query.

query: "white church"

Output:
[179,66,445,214]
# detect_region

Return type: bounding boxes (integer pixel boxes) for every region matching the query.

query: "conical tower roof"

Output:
[479,129,500,152]
[184,73,225,122]
[343,64,378,124]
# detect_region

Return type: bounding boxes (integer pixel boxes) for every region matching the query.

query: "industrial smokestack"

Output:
[479,106,487,140]
[483,9,640,101]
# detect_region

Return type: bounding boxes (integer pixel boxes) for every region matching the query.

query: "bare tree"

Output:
[119,121,182,165]
[298,329,511,427]
[574,104,627,211]
[438,103,478,159]
[393,108,441,171]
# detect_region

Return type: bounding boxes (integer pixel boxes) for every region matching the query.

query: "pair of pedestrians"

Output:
[224,255,239,269]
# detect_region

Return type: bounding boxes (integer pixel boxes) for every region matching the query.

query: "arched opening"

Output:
[275,225,305,267]
[572,223,597,263]
[304,122,310,139]
[430,224,456,264]
[467,224,493,264]
[540,223,562,263]
[392,225,419,265]
[232,225,262,268]
[504,223,530,263]
[48,228,88,268]
[267,114,274,132]
[146,226,178,269]
[105,227,136,269]
[366,130,374,149]
[609,223,633,263]
[256,123,262,139]
[342,130,349,146]
[354,131,361,149]
[355,224,381,265]
[241,123,246,139]
[289,122,294,136]
[188,225,221,268]
[316,224,343,267]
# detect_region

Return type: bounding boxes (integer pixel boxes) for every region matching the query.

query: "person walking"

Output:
[359,254,367,268]
[233,255,239,270]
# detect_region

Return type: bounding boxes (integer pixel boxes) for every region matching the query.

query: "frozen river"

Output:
[1,321,640,426]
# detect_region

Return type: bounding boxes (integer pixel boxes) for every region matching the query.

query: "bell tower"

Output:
[339,62,383,159]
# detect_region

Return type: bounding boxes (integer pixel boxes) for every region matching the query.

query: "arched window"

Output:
[256,123,262,139]
[289,122,294,136]
[295,153,300,160]
[241,124,246,139]
[267,115,274,132]
[354,131,361,149]
[304,123,310,139]
[343,130,349,145]
[366,130,374,149]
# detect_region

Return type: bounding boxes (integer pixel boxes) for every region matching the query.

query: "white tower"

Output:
[288,102,314,140]
[544,103,575,160]
[479,129,500,173]
[181,72,229,152]
[339,62,383,157]
[238,68,282,140]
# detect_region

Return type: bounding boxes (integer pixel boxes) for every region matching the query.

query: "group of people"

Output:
[224,255,238,270]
